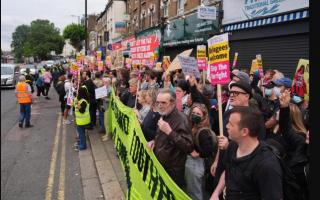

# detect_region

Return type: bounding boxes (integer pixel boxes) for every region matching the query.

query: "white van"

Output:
[1,63,20,89]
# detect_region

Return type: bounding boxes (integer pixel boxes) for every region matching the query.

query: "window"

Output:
[177,0,184,16]
[163,3,169,17]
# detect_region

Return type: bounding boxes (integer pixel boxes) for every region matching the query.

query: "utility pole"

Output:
[85,0,88,55]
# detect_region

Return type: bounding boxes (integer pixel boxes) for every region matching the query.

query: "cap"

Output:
[272,77,292,88]
[263,82,275,89]
[230,80,252,98]
[233,71,250,84]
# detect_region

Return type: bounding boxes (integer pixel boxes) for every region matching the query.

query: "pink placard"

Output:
[197,58,207,70]
[209,60,231,85]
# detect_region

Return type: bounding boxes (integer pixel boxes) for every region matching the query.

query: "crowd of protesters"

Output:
[45,60,309,200]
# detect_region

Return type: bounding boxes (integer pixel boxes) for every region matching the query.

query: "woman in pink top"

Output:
[43,67,52,99]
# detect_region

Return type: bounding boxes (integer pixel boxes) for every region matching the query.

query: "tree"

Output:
[11,19,65,61]
[63,23,86,52]
[11,25,30,62]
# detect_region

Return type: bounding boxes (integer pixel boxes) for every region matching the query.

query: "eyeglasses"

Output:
[155,101,170,106]
[229,91,248,97]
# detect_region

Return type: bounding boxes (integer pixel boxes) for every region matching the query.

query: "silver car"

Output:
[1,63,20,89]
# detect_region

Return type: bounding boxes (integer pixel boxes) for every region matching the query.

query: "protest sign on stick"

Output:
[232,52,238,68]
[178,56,201,79]
[208,33,231,136]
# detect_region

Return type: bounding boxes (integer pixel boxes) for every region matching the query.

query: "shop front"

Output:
[222,0,309,78]
[162,10,220,60]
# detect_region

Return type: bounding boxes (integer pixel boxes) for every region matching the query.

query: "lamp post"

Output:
[85,0,88,55]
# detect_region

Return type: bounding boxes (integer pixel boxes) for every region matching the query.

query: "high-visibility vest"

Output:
[74,99,90,125]
[15,82,32,104]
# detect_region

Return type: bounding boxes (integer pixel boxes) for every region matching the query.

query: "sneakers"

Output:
[63,119,71,125]
[25,124,34,128]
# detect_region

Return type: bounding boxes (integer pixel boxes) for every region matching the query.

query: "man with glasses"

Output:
[147,88,193,189]
[211,80,266,198]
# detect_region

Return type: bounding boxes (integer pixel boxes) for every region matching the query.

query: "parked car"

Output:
[20,64,37,75]
[1,63,20,89]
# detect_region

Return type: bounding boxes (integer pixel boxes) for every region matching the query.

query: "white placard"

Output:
[95,86,109,99]
[178,56,201,78]
[222,0,309,25]
[198,6,216,20]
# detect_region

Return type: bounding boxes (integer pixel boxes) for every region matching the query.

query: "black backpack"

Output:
[239,143,303,200]
[266,144,303,200]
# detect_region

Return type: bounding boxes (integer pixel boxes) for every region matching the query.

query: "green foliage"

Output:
[11,19,65,61]
[63,23,86,51]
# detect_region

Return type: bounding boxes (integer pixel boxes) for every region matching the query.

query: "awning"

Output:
[224,9,309,32]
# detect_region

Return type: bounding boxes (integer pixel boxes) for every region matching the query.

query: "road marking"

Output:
[45,114,61,200]
[57,122,66,200]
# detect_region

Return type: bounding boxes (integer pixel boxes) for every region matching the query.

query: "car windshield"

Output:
[1,67,14,75]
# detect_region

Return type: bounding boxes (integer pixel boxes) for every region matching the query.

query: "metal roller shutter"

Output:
[229,33,309,78]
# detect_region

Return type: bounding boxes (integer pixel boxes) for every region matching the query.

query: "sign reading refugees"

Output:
[178,56,201,78]
[130,35,160,65]
[207,33,231,84]
[107,90,191,200]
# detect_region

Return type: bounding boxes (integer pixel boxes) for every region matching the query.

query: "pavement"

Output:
[81,128,127,200]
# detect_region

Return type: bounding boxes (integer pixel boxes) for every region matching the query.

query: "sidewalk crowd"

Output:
[15,60,309,200]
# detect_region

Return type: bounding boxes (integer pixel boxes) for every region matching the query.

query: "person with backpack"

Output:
[35,70,45,97]
[210,106,283,200]
[185,103,217,200]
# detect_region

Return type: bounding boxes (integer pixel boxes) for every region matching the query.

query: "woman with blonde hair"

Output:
[134,90,150,123]
[278,91,309,200]
[185,103,217,200]
[141,89,161,141]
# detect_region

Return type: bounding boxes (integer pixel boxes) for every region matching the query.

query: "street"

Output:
[1,88,84,200]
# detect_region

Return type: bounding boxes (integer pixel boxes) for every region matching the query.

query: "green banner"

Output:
[106,90,191,200]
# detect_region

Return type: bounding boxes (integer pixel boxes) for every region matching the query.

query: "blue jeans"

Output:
[19,103,31,126]
[76,125,87,150]
[98,110,105,131]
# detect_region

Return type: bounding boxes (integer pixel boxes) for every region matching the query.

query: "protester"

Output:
[73,85,91,151]
[273,90,309,199]
[35,70,45,97]
[175,79,190,114]
[147,88,193,188]
[141,89,161,142]
[56,75,67,117]
[185,103,217,200]
[93,72,105,132]
[63,73,74,124]
[15,75,33,128]
[210,106,283,200]
[134,90,150,123]
[43,67,53,99]
[25,68,35,93]
[83,70,97,128]
[101,77,112,140]
[120,78,141,109]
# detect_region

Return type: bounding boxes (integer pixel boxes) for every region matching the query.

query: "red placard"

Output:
[130,35,159,65]
[197,58,207,70]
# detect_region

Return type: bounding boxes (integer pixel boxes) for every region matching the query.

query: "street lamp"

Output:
[84,0,88,55]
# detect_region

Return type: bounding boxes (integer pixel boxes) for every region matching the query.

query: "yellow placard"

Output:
[208,41,229,64]
[293,59,309,101]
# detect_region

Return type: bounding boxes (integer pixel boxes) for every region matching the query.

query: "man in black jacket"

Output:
[210,107,283,200]
[120,78,141,109]
[83,70,97,129]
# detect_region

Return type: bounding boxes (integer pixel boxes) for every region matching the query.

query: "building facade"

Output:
[222,0,309,77]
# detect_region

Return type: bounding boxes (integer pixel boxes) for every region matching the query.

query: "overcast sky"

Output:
[1,0,107,51]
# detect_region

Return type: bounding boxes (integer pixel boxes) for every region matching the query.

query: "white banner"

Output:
[197,6,216,20]
[222,0,309,25]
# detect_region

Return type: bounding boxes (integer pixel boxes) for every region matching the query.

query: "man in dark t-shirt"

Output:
[210,107,283,200]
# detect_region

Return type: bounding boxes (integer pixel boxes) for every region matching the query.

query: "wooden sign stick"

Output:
[217,84,224,136]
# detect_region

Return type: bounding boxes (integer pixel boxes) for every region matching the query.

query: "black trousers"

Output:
[36,85,45,96]
[44,83,51,96]
[89,99,97,126]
